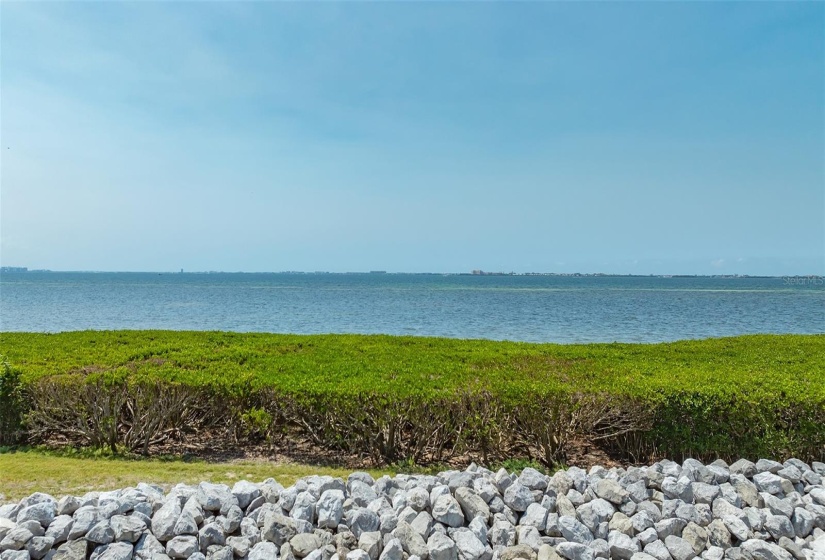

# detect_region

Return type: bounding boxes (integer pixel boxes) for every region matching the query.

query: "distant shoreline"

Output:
[2,268,822,280]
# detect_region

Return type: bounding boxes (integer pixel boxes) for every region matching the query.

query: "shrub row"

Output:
[1,370,823,466]
[0,332,823,465]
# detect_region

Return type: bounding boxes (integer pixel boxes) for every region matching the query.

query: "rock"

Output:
[135,533,165,560]
[764,515,794,540]
[519,469,548,492]
[318,490,345,530]
[231,481,261,510]
[706,519,732,549]
[558,517,593,545]
[392,522,428,560]
[151,501,182,542]
[576,500,615,535]
[408,489,430,513]
[166,536,199,559]
[593,480,628,505]
[92,542,134,560]
[379,538,404,560]
[249,542,280,560]
[451,530,485,560]
[347,550,371,560]
[607,531,638,559]
[520,504,549,532]
[682,522,708,555]
[729,460,756,478]
[87,520,115,545]
[740,539,792,560]
[791,508,814,538]
[722,515,749,542]
[410,512,433,540]
[608,513,633,536]
[432,496,464,529]
[52,539,88,560]
[198,523,226,550]
[642,541,670,560]
[663,535,695,560]
[44,517,72,545]
[504,484,534,513]
[110,515,146,542]
[555,542,594,560]
[350,482,378,509]
[516,525,542,551]
[347,509,381,540]
[358,531,382,560]
[427,533,458,560]
[56,497,80,518]
[454,489,490,523]
[753,473,784,496]
[537,544,562,560]
[291,533,323,558]
[172,509,198,536]
[292,492,318,524]
[17,504,56,529]
[500,544,537,560]
[27,536,54,560]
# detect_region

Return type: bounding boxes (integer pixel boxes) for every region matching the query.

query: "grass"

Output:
[2,331,823,400]
[0,448,392,503]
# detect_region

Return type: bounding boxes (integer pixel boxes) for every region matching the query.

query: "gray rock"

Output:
[663,535,694,560]
[110,515,145,542]
[231,481,261,511]
[706,519,732,549]
[729,476,759,508]
[608,513,633,536]
[318,490,345,530]
[503,484,534,513]
[52,539,88,560]
[432,496,464,529]
[451,530,485,560]
[358,531,382,560]
[27,536,54,560]
[87,520,115,545]
[196,483,237,514]
[791,508,814,538]
[350,482,379,509]
[17,504,56,529]
[692,484,720,505]
[721,515,749,542]
[166,536,198,559]
[346,509,381,540]
[557,517,593,545]
[92,542,134,560]
[292,492,318,524]
[576,499,614,535]
[520,504,549,532]
[198,523,226,550]
[291,533,323,558]
[249,542,279,560]
[755,460,783,474]
[1,550,31,560]
[753,473,784,496]
[682,522,707,555]
[408,488,430,513]
[516,525,542,551]
[775,537,803,560]
[642,541,670,560]
[427,533,458,560]
[554,542,594,560]
[519,469,548,492]
[593,480,628,505]
[729,460,756,478]
[135,533,165,560]
[537,544,562,560]
[172,509,197,537]
[151,501,181,542]
[607,531,638,559]
[454,489,490,524]
[740,539,792,560]
[226,536,251,558]
[764,515,794,540]
[392,522,428,560]
[410,512,433,540]
[347,550,371,560]
[44,516,72,545]
[379,538,403,560]
[654,518,686,540]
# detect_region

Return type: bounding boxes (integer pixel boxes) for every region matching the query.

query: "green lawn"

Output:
[0,448,391,503]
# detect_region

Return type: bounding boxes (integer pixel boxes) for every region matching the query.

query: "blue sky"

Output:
[1,2,822,275]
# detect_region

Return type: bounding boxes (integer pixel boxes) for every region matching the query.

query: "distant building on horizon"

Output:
[0,266,28,273]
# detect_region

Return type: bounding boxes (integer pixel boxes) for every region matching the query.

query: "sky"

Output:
[1,2,823,275]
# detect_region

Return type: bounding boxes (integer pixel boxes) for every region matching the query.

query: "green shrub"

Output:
[0,356,27,445]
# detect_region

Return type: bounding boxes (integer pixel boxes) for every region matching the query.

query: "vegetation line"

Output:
[1,331,823,466]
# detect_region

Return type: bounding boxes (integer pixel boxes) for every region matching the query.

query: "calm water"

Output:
[0,272,823,343]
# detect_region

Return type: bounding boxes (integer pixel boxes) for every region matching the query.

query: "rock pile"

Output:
[1,458,825,560]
